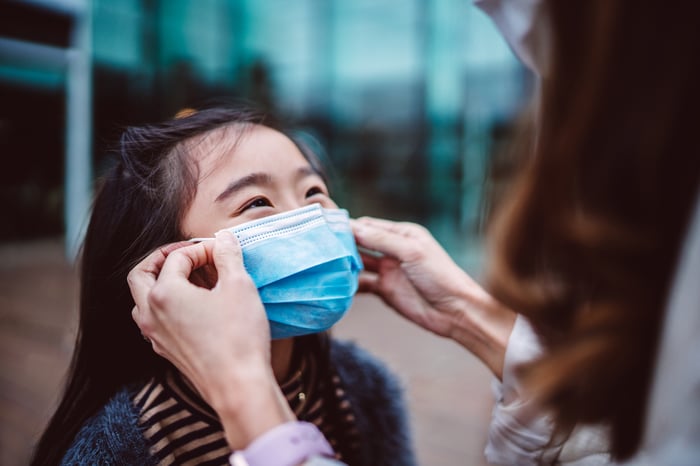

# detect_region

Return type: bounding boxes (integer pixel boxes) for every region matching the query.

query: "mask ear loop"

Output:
[188,237,214,243]
[357,245,384,258]
[187,205,331,245]
[189,228,239,243]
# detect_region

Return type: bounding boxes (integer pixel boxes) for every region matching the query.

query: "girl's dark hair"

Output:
[31,105,329,465]
[487,0,700,459]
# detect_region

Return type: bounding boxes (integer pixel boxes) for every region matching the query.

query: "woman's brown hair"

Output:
[486,0,700,459]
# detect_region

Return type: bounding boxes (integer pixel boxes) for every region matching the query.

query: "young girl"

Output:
[31,106,415,466]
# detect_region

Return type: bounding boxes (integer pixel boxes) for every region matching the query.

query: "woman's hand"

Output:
[352,217,516,379]
[127,231,294,448]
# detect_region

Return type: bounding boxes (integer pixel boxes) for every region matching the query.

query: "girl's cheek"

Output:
[320,198,339,209]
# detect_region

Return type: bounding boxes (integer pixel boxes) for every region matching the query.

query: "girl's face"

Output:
[182,124,337,238]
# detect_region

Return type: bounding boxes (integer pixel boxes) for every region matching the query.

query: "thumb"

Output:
[213,230,246,283]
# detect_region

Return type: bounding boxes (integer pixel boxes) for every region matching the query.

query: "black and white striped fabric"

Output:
[132,349,361,465]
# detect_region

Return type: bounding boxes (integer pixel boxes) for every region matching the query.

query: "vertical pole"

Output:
[425,0,463,189]
[315,0,335,151]
[64,0,92,261]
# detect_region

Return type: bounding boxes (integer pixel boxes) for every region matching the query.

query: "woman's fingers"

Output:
[358,270,379,293]
[351,217,424,262]
[160,241,194,256]
[359,252,381,273]
[131,305,147,334]
[354,216,411,232]
[127,241,192,309]
[128,241,213,334]
[212,230,248,288]
[127,246,169,314]
[158,241,212,284]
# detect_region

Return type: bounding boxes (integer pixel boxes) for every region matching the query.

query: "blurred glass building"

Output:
[0,0,531,269]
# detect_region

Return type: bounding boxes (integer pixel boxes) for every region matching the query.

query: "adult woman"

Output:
[31,107,415,465]
[129,0,700,465]
[356,1,700,462]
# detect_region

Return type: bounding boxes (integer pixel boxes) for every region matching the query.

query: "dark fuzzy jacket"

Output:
[61,339,417,466]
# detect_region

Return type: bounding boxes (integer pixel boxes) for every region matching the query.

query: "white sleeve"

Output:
[485,314,560,465]
[485,316,611,465]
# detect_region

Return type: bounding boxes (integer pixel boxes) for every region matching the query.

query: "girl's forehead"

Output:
[188,124,311,181]
[186,123,298,163]
[184,123,251,163]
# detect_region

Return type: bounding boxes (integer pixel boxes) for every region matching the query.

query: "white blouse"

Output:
[485,316,610,465]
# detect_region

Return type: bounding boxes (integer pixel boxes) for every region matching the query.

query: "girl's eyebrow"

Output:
[215,172,273,203]
[295,165,320,181]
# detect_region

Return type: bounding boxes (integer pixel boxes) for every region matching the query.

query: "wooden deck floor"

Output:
[0,239,78,465]
[0,238,492,465]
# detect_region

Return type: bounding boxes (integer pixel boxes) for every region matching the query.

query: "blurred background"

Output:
[0,0,532,464]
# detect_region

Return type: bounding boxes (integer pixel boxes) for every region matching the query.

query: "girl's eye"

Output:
[305,186,326,198]
[242,197,272,211]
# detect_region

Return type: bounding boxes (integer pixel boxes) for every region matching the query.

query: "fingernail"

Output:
[215,230,235,242]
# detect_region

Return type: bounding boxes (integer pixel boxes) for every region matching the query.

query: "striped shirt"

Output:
[132,348,361,465]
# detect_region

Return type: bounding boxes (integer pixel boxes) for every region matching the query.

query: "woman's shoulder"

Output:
[61,385,156,465]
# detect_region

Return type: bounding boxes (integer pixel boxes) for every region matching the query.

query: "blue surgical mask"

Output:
[214,204,362,339]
